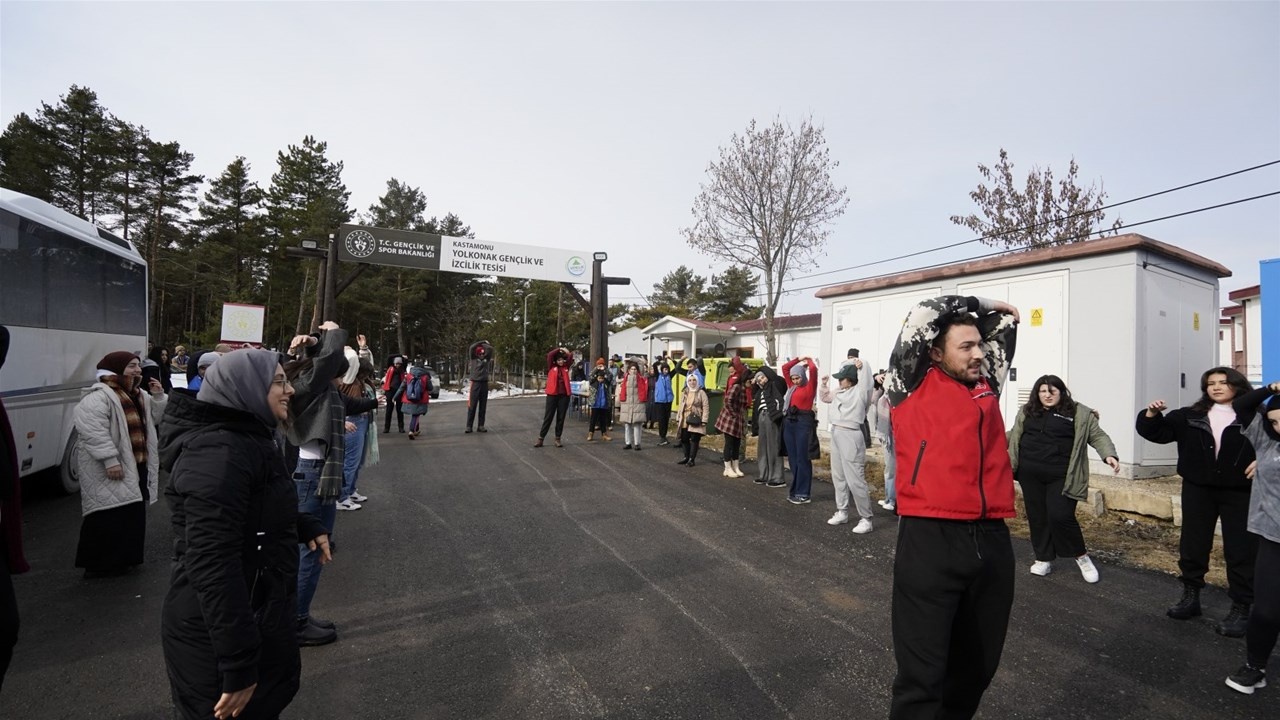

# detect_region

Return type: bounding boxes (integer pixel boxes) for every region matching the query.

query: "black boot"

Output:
[675,456,689,465]
[1167,585,1202,620]
[297,617,337,646]
[1217,602,1251,638]
[687,446,699,468]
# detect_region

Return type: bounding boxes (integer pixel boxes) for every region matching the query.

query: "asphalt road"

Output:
[1,397,1273,719]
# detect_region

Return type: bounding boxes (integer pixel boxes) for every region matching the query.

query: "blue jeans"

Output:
[294,458,336,622]
[784,412,815,499]
[883,432,897,503]
[341,414,369,502]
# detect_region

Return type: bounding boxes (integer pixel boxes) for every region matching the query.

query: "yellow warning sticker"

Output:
[1030,308,1044,327]
[1193,312,1200,331]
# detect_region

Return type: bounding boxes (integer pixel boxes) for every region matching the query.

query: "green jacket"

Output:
[1008,402,1118,502]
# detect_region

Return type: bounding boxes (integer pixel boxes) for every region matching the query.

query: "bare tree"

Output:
[950,148,1123,249]
[682,116,848,364]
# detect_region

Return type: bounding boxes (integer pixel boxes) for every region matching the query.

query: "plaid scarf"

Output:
[102,376,147,466]
[319,388,346,501]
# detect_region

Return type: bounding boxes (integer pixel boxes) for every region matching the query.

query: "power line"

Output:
[790,159,1280,284]
[772,189,1280,297]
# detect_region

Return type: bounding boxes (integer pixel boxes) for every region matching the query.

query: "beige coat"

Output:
[72,382,164,515]
[677,387,710,435]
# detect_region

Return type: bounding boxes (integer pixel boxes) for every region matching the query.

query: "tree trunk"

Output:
[309,258,325,332]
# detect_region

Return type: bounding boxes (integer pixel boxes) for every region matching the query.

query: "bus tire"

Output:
[58,429,81,495]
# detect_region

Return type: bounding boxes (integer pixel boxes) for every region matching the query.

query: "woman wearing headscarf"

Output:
[72,351,165,577]
[781,356,819,504]
[750,365,788,487]
[715,359,751,478]
[675,373,710,467]
[160,349,331,720]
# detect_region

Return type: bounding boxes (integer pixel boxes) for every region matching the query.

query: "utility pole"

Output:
[522,292,535,394]
[589,252,629,367]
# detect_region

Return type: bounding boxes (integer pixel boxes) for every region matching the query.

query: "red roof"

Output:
[1221,305,1243,317]
[728,313,822,333]
[1228,285,1260,302]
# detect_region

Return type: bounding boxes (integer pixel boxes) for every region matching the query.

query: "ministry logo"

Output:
[344,230,377,259]
[566,256,586,277]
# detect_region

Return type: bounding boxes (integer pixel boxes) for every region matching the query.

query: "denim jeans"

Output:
[784,412,815,499]
[341,414,369,502]
[295,458,337,622]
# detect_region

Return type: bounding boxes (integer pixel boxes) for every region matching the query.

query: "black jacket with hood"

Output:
[159,389,327,719]
[1135,403,1256,489]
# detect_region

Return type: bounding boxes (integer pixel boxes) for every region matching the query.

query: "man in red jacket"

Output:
[883,295,1019,720]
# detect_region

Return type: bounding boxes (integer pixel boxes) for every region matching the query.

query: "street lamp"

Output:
[522,292,536,394]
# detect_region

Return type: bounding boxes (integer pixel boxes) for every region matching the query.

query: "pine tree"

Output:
[264,135,352,341]
[703,266,761,322]
[0,112,58,200]
[136,138,204,338]
[38,85,117,220]
[103,119,151,242]
[198,157,266,301]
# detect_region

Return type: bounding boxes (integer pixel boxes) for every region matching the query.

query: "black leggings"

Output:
[1247,537,1280,669]
[723,433,741,461]
[656,405,672,440]
[680,428,702,459]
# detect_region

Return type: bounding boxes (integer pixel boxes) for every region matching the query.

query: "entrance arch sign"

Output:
[336,223,591,284]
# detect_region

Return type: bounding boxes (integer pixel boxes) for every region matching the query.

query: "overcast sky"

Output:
[3,1,1278,316]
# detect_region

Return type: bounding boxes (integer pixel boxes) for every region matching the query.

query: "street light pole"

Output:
[522,292,535,394]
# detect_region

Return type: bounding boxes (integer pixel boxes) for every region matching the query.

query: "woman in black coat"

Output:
[1137,366,1257,637]
[160,350,330,720]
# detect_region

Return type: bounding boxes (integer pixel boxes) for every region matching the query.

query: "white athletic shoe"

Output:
[351,492,368,503]
[827,511,849,526]
[851,518,873,534]
[336,499,362,511]
[1030,561,1053,576]
[1076,555,1100,583]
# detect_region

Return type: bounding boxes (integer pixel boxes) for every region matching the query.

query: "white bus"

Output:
[0,187,148,492]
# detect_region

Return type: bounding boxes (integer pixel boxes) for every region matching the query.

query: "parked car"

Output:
[425,367,441,399]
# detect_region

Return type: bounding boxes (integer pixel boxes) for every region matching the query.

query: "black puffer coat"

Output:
[159,390,327,719]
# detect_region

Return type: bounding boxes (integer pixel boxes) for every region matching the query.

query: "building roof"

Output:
[1227,284,1261,302]
[639,313,822,336]
[1221,305,1243,317]
[814,233,1232,299]
[729,313,822,333]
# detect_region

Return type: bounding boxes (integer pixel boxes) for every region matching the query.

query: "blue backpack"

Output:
[404,374,425,403]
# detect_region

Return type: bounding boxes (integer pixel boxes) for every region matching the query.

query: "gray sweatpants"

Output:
[831,425,873,518]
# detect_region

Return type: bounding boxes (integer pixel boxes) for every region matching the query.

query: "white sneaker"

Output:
[1076,555,1100,583]
[336,499,362,511]
[1030,561,1052,576]
[827,511,850,526]
[882,501,896,512]
[351,492,368,503]
[851,518,873,534]
[877,499,888,508]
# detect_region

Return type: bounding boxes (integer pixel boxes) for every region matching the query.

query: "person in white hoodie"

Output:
[820,357,875,533]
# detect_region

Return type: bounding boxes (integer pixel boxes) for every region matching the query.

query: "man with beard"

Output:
[882,295,1020,720]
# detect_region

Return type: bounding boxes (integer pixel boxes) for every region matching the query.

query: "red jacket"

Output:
[891,366,1016,520]
[781,358,818,411]
[545,349,572,396]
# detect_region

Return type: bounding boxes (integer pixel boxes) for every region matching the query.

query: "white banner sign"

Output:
[440,236,590,283]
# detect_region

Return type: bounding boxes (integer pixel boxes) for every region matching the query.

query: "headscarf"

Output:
[686,373,700,390]
[97,352,146,465]
[341,346,361,385]
[198,349,285,427]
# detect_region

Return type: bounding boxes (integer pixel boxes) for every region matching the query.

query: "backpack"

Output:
[404,374,425,403]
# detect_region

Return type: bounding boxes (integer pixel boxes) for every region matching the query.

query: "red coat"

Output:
[891,366,1016,520]
[545,349,573,396]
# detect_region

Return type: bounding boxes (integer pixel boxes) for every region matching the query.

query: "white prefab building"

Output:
[638,313,821,362]
[815,234,1231,478]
